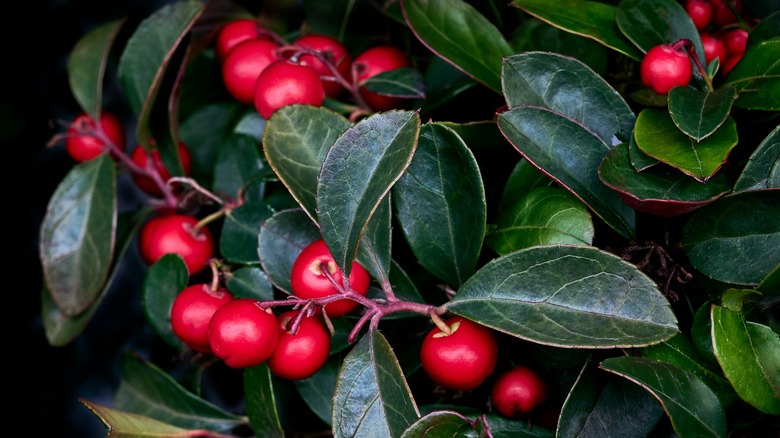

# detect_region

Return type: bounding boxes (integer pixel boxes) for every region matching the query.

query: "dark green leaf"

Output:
[510,17,607,74]
[668,86,737,141]
[114,352,245,432]
[509,0,643,60]
[558,359,663,437]
[722,37,780,111]
[80,399,221,437]
[40,154,117,316]
[498,158,552,211]
[711,305,780,415]
[213,133,265,202]
[486,186,593,255]
[392,123,485,286]
[758,264,780,294]
[634,109,738,182]
[362,67,426,99]
[446,245,678,348]
[481,413,555,437]
[498,105,636,239]
[744,1,780,20]
[225,266,274,301]
[416,56,477,115]
[245,364,284,438]
[401,0,514,92]
[747,10,780,46]
[221,201,274,264]
[142,254,188,349]
[733,124,780,192]
[263,105,352,223]
[400,410,477,438]
[502,52,635,147]
[437,120,508,153]
[356,196,392,285]
[600,356,727,438]
[318,110,420,275]
[295,357,340,427]
[599,142,732,217]
[627,129,659,171]
[615,0,705,64]
[332,330,420,437]
[67,19,124,116]
[681,190,780,285]
[257,208,321,294]
[691,302,719,365]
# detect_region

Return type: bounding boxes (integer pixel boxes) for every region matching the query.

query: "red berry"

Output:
[170,284,234,353]
[723,28,748,56]
[221,39,279,104]
[130,139,193,197]
[722,51,743,75]
[293,34,352,98]
[253,59,325,120]
[419,316,498,391]
[685,0,713,31]
[207,298,279,368]
[639,44,692,95]
[65,111,125,162]
[214,18,272,62]
[290,239,371,317]
[491,366,548,419]
[351,45,411,111]
[267,310,331,380]
[701,32,729,64]
[711,0,742,27]
[137,213,214,275]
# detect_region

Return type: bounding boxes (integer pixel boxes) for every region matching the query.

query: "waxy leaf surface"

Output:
[362,67,426,99]
[40,154,116,316]
[400,411,477,437]
[355,196,393,283]
[295,357,340,427]
[245,365,284,438]
[332,330,420,437]
[627,133,659,171]
[318,110,419,275]
[401,0,513,92]
[668,86,736,141]
[67,19,124,116]
[733,124,780,192]
[220,201,274,264]
[722,38,780,111]
[80,399,225,437]
[392,123,485,286]
[600,356,727,438]
[142,254,188,349]
[498,105,636,239]
[257,209,322,294]
[213,133,265,202]
[446,245,678,348]
[226,266,274,301]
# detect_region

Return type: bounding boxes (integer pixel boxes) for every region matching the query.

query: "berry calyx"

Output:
[221,38,280,104]
[351,45,411,111]
[491,365,548,419]
[290,239,371,317]
[207,298,279,368]
[253,59,325,119]
[65,111,125,162]
[137,213,214,275]
[419,316,499,391]
[170,283,234,353]
[639,43,693,95]
[130,139,193,197]
[293,34,352,98]
[267,310,331,380]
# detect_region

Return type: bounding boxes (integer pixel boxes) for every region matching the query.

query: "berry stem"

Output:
[676,38,714,92]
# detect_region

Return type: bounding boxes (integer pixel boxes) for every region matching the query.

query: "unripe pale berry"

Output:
[639,44,692,95]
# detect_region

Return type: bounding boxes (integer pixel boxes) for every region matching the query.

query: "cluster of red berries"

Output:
[419,315,549,420]
[216,18,411,119]
[685,0,749,75]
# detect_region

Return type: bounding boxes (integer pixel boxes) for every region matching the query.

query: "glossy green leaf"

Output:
[634,109,738,182]
[559,359,663,437]
[362,67,426,99]
[257,208,322,294]
[711,305,780,414]
[67,19,124,117]
[417,56,477,114]
[722,37,780,111]
[691,302,719,365]
[392,122,485,286]
[615,0,705,64]
[40,154,117,316]
[758,264,780,294]
[481,413,555,437]
[43,210,149,346]
[509,0,643,61]
[142,254,188,349]
[498,105,636,240]
[640,332,739,409]
[600,356,727,438]
[81,399,227,438]
[318,110,420,275]
[498,158,551,211]
[263,105,352,223]
[356,196,392,284]
[510,17,607,74]
[446,245,678,348]
[668,86,737,141]
[502,52,635,147]
[747,10,780,46]
[733,124,780,192]
[225,266,274,301]
[213,133,265,202]
[245,364,283,438]
[681,190,780,285]
[114,352,245,432]
[401,0,514,92]
[332,330,420,437]
[118,0,204,144]
[221,201,275,264]
[295,357,340,427]
[437,120,508,152]
[486,186,593,255]
[400,410,477,438]
[628,128,659,171]
[599,142,732,217]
